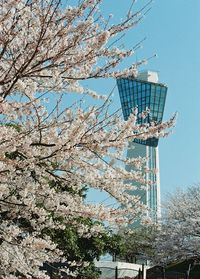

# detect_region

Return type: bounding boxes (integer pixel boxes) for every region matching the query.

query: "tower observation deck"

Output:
[117,71,167,222]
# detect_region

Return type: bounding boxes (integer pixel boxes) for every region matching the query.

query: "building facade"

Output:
[117,71,167,222]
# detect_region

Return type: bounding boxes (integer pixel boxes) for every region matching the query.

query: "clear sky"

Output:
[85,0,200,201]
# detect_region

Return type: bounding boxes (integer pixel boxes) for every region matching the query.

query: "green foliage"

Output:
[48,179,87,198]
[43,221,124,278]
[118,225,158,263]
[75,263,101,279]
[41,185,124,278]
[1,122,21,132]
[5,150,19,160]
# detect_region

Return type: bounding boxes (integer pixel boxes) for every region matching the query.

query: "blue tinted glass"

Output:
[146,90,150,96]
[156,86,161,93]
[146,97,150,104]
[142,91,145,97]
[146,84,150,91]
[117,78,167,147]
[154,104,159,110]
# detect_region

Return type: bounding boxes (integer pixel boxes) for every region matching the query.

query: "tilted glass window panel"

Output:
[150,103,154,110]
[154,104,159,111]
[156,86,161,93]
[141,97,146,103]
[138,83,141,90]
[146,97,150,104]
[117,77,167,147]
[146,90,150,97]
[161,87,167,93]
[159,97,165,104]
[146,83,151,90]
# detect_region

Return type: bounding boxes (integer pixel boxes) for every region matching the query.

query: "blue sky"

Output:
[86,0,200,201]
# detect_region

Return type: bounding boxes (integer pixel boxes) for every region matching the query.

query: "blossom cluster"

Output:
[154,185,200,264]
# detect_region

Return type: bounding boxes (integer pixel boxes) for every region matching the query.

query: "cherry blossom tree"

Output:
[154,185,200,265]
[0,0,174,278]
[117,224,158,264]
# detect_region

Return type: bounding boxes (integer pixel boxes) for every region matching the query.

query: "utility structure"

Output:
[117,71,167,222]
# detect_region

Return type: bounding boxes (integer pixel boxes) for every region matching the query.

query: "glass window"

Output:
[151,85,156,92]
[142,91,146,98]
[151,91,156,98]
[161,87,167,94]
[156,86,161,93]
[146,90,150,97]
[146,84,151,90]
[152,116,158,122]
[154,104,159,110]
[150,104,154,111]
[154,97,160,104]
[160,97,166,106]
[137,82,141,90]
